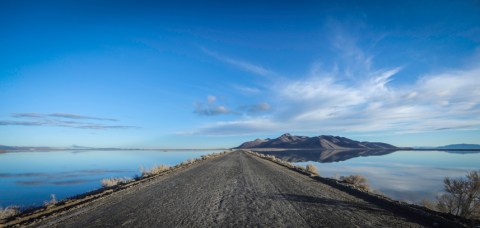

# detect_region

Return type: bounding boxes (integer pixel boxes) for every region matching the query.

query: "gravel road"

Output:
[36,151,433,227]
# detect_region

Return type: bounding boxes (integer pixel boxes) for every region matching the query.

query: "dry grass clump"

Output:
[306,164,319,175]
[43,194,58,206]
[101,177,132,187]
[201,154,211,160]
[140,165,170,177]
[144,151,230,175]
[200,151,229,160]
[180,158,198,166]
[0,206,19,219]
[295,165,307,171]
[340,175,369,191]
[197,151,230,161]
[247,151,296,169]
[420,199,437,211]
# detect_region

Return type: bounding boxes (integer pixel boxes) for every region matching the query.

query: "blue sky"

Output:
[1,0,479,148]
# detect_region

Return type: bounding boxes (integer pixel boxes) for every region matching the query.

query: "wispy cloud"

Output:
[191,65,480,135]
[13,113,117,121]
[1,113,138,129]
[194,95,233,116]
[49,113,117,121]
[0,120,45,126]
[233,85,261,94]
[188,26,480,136]
[201,47,275,77]
[193,117,279,135]
[239,102,271,114]
[194,103,232,116]
[193,96,271,117]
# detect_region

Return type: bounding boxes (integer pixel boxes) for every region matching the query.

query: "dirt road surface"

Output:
[34,151,450,227]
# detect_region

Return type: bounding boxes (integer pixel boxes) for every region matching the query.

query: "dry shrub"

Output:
[306,164,319,175]
[420,199,436,211]
[101,177,132,187]
[201,151,229,160]
[141,165,170,177]
[0,206,19,219]
[248,151,297,169]
[436,170,480,219]
[340,175,369,190]
[43,194,58,206]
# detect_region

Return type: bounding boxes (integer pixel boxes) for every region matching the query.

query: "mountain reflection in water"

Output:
[253,149,480,203]
[253,149,398,163]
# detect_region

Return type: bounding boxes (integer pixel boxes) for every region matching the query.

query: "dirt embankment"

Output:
[2,150,473,227]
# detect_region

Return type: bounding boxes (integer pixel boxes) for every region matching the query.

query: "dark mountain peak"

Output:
[278,133,298,143]
[235,133,398,149]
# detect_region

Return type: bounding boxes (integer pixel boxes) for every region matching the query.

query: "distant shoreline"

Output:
[248,148,480,151]
[0,148,230,153]
[3,148,480,153]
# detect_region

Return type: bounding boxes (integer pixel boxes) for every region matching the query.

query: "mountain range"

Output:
[255,149,397,163]
[236,133,401,149]
[435,144,480,150]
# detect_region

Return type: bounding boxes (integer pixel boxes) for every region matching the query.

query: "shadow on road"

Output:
[273,193,389,214]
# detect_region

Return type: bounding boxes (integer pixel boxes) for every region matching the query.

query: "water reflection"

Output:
[0,150,220,207]
[256,150,480,204]
[253,149,398,163]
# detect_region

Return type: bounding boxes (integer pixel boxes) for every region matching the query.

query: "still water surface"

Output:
[2,149,479,208]
[0,150,219,208]
[256,149,480,204]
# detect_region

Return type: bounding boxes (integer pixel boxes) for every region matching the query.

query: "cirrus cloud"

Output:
[188,64,480,136]
[0,113,139,130]
[191,22,480,137]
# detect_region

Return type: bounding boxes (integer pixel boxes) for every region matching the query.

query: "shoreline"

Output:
[246,150,478,227]
[1,150,478,227]
[0,151,230,227]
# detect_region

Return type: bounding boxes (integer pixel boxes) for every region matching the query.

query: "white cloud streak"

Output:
[194,96,270,117]
[201,47,275,77]
[233,85,261,94]
[189,60,480,136]
[1,113,138,129]
[190,24,480,136]
[12,113,117,121]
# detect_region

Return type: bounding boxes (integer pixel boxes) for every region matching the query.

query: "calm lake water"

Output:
[0,150,220,208]
[255,150,480,204]
[2,149,479,208]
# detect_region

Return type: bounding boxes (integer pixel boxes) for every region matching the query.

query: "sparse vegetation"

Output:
[200,151,229,160]
[420,198,436,211]
[0,206,19,219]
[141,152,230,177]
[1,151,233,225]
[340,175,369,191]
[141,164,170,177]
[306,164,319,175]
[181,158,197,166]
[434,170,480,219]
[247,151,297,169]
[44,194,58,206]
[418,171,480,220]
[101,177,132,187]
